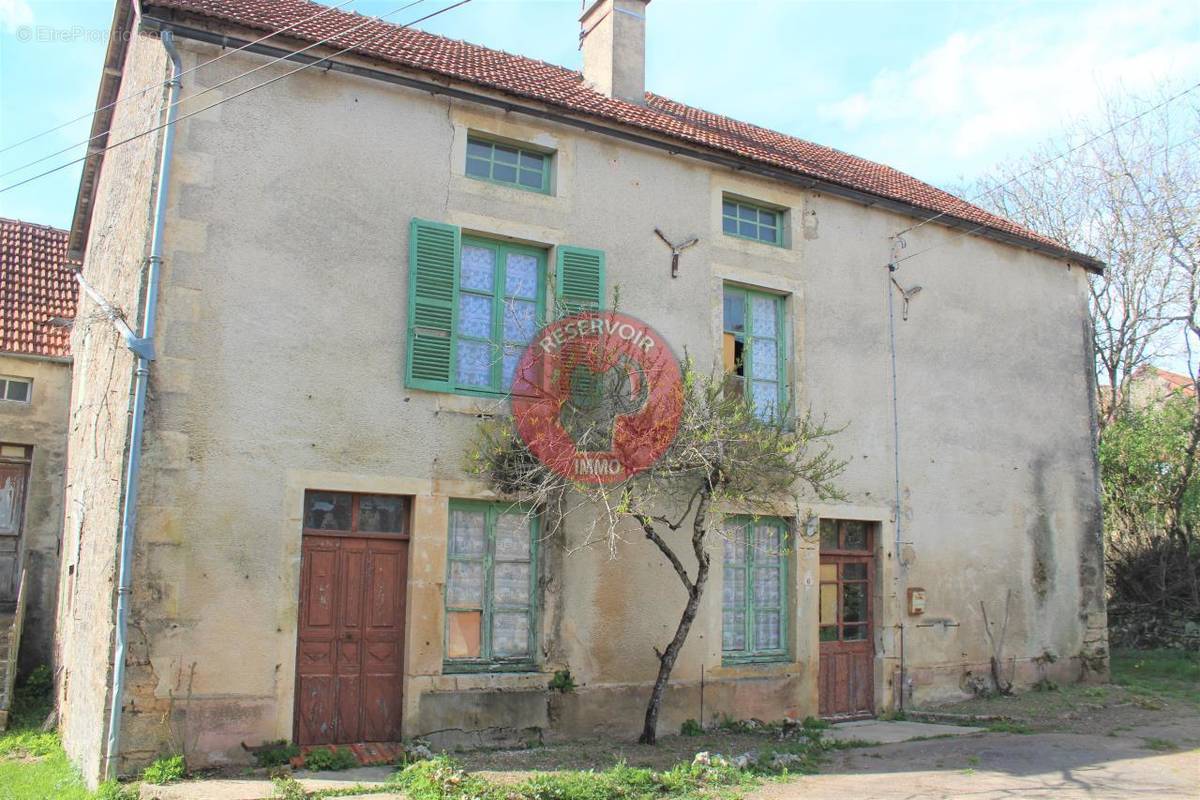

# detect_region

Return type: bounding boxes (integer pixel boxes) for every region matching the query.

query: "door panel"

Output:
[818,520,875,718]
[362,540,406,741]
[295,502,409,745]
[0,462,28,604]
[297,537,338,743]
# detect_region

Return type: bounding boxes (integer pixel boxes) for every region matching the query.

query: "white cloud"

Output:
[816,0,1200,180]
[0,0,34,31]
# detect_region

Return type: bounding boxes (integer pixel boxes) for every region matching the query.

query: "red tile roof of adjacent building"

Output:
[1134,366,1197,397]
[142,0,1100,268]
[0,218,78,359]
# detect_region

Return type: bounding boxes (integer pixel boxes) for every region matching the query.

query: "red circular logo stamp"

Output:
[511,311,684,484]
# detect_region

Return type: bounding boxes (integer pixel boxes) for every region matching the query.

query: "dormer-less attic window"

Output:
[466,136,551,194]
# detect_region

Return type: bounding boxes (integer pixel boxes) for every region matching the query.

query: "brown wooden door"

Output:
[0,460,29,606]
[818,519,875,718]
[295,492,409,745]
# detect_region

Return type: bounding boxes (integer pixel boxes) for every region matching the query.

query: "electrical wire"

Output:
[1,0,432,179]
[0,0,474,195]
[0,0,356,157]
[894,79,1200,239]
[889,126,1200,271]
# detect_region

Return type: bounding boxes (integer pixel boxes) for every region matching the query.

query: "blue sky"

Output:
[1,0,1198,230]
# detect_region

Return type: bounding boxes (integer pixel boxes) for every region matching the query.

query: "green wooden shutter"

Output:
[406,218,460,391]
[555,246,605,315]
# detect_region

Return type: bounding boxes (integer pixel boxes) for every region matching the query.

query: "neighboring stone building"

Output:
[0,218,76,700]
[1127,365,1196,408]
[57,0,1107,784]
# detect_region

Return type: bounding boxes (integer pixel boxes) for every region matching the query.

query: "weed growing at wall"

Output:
[253,739,302,768]
[301,746,359,772]
[141,754,186,784]
[548,669,577,693]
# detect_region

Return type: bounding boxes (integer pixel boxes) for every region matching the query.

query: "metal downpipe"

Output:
[103,29,182,779]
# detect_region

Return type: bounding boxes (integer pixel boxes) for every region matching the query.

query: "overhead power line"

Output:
[0,0,356,158]
[889,126,1200,270]
[1,0,432,180]
[894,79,1200,240]
[0,0,474,195]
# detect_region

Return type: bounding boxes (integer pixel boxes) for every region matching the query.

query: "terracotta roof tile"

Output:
[146,0,1074,258]
[0,218,78,358]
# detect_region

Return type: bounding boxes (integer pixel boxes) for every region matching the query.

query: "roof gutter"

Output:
[133,14,1102,273]
[0,351,73,365]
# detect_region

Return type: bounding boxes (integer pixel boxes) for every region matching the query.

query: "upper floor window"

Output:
[466,136,551,194]
[723,285,787,420]
[406,219,605,397]
[456,236,546,393]
[723,516,790,662]
[722,196,783,246]
[445,500,538,671]
[0,376,31,403]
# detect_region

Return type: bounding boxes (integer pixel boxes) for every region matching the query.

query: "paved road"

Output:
[752,718,1199,800]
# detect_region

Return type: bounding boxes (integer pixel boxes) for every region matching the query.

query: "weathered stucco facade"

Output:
[58,0,1106,784]
[0,353,70,673]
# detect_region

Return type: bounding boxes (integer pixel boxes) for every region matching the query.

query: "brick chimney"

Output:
[580,0,649,105]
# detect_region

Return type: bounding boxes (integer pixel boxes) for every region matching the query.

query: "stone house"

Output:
[1127,366,1196,407]
[0,218,76,719]
[57,0,1107,785]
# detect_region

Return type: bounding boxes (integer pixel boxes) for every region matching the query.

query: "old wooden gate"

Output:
[0,452,30,607]
[818,519,875,718]
[295,492,409,745]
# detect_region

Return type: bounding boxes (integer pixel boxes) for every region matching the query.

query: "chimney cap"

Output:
[580,0,651,23]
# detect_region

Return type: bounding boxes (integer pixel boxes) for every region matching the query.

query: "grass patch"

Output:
[1111,649,1200,705]
[0,742,94,800]
[0,665,96,800]
[386,754,766,800]
[1141,737,1179,751]
[1,666,144,799]
[985,720,1032,734]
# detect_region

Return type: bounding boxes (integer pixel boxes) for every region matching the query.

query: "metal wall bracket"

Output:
[74,272,157,361]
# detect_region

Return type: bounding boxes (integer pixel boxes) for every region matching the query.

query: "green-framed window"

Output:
[466,136,551,194]
[456,236,546,393]
[722,285,787,420]
[445,500,539,672]
[406,219,605,397]
[722,197,783,245]
[723,516,790,662]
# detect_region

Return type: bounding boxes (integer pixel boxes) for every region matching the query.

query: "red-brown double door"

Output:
[295,530,408,745]
[818,519,875,718]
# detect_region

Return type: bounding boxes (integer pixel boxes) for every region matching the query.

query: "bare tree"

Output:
[468,362,846,743]
[974,88,1197,430]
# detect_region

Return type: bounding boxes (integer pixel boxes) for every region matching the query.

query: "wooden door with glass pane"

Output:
[295,492,409,745]
[0,454,30,606]
[818,519,875,718]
